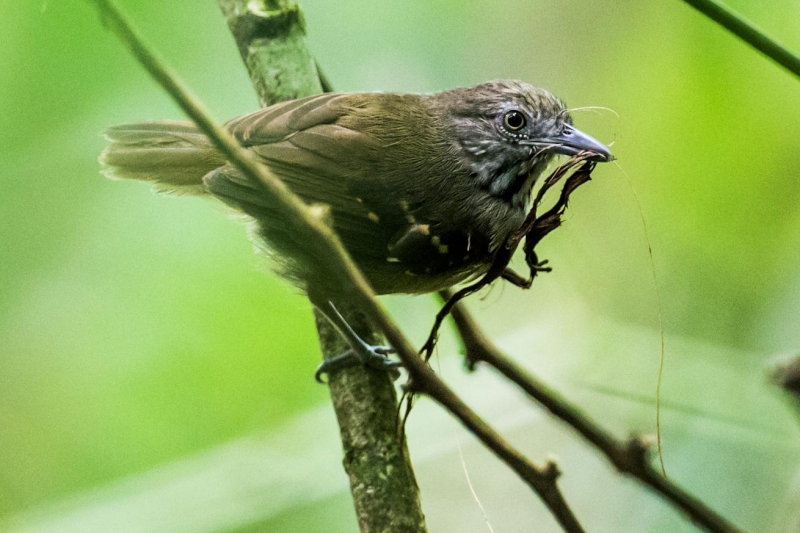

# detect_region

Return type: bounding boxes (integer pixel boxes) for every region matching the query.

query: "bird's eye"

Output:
[503,110,527,132]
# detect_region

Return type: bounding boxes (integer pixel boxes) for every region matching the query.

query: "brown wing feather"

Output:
[208,93,413,270]
[226,93,347,146]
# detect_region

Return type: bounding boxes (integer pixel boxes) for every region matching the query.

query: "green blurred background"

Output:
[1,1,799,532]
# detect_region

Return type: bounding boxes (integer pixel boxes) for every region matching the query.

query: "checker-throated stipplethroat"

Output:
[101,80,614,379]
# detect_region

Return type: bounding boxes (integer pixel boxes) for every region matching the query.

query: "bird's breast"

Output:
[329,188,512,295]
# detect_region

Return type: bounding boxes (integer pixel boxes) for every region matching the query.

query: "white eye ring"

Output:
[503,110,526,131]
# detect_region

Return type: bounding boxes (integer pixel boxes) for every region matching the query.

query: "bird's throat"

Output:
[477,157,544,209]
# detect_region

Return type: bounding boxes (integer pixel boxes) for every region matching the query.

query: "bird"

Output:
[100,79,613,379]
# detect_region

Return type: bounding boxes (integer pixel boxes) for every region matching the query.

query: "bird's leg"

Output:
[314,300,401,383]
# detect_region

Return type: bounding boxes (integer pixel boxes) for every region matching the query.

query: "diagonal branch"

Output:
[680,0,800,80]
[87,0,586,531]
[441,289,748,533]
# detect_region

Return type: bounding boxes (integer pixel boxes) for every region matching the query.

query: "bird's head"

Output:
[436,80,613,207]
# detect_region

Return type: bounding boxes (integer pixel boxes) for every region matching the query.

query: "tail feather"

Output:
[100,121,225,195]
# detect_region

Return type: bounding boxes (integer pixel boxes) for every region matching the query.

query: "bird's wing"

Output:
[205,93,405,263]
[206,93,488,293]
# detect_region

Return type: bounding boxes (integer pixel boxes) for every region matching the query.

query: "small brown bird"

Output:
[101,80,613,377]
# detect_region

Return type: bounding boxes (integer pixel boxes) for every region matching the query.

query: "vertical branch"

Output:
[215,1,427,532]
[314,305,427,533]
[217,0,324,105]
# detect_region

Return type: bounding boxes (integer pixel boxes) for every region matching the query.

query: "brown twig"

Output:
[441,289,748,533]
[87,0,587,530]
[421,156,595,360]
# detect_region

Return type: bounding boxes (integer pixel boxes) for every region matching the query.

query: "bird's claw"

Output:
[315,345,401,383]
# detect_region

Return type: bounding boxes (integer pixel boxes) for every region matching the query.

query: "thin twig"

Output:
[680,0,800,80]
[441,289,748,533]
[87,0,586,530]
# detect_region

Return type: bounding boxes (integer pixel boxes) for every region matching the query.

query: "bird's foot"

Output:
[315,345,401,383]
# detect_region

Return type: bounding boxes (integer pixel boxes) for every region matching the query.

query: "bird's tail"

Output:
[100,121,226,195]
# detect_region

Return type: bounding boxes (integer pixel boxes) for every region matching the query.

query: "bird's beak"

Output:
[534,124,614,162]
